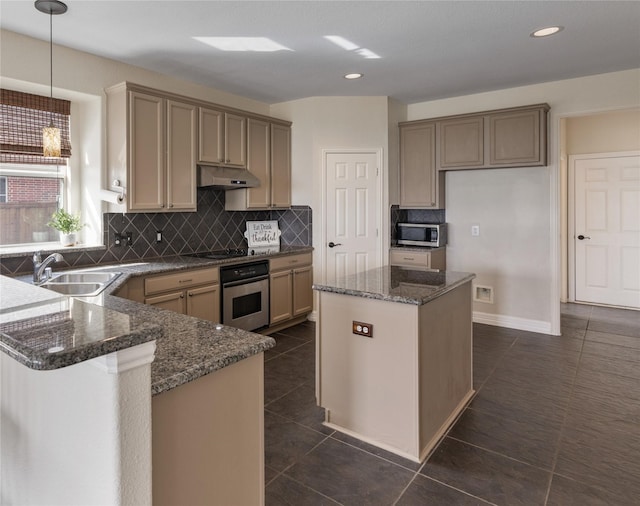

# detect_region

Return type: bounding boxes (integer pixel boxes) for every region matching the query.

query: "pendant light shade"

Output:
[43,123,61,157]
[35,0,67,158]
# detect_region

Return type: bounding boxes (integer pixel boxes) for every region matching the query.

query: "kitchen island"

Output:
[313,267,475,463]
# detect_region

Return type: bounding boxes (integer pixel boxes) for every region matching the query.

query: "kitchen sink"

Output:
[40,271,122,297]
[46,272,120,284]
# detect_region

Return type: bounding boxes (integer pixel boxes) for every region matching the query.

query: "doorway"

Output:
[569,152,640,309]
[321,149,383,284]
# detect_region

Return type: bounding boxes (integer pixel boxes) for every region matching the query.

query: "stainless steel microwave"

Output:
[396,223,447,247]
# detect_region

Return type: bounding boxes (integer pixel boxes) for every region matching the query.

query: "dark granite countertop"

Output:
[313,266,474,305]
[1,246,312,394]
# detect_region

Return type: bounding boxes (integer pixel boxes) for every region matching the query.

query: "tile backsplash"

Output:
[1,189,312,276]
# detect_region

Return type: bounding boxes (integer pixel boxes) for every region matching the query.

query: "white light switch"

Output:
[471,225,480,237]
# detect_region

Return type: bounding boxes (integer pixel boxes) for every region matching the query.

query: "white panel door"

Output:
[574,154,640,308]
[325,152,380,285]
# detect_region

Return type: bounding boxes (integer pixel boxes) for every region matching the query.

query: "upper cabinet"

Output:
[488,107,545,166]
[399,121,445,209]
[439,116,484,169]
[436,104,549,171]
[198,108,246,167]
[107,84,197,212]
[106,82,292,213]
[225,121,292,210]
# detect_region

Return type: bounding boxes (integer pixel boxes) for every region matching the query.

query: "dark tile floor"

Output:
[263,304,640,505]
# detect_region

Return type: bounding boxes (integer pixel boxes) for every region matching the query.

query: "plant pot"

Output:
[59,232,76,247]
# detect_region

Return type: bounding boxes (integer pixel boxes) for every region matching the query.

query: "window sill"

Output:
[0,243,106,259]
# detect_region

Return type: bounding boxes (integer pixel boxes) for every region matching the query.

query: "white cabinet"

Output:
[199,107,246,167]
[106,83,197,212]
[225,120,292,210]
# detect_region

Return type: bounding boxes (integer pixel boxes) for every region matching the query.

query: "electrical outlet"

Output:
[352,321,373,338]
[156,230,163,243]
[126,232,133,246]
[114,233,122,246]
[471,224,480,237]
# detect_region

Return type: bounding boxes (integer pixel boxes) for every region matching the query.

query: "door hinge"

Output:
[376,167,379,176]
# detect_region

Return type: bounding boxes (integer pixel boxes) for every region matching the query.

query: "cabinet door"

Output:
[269,270,293,324]
[187,284,220,323]
[246,118,271,208]
[225,113,247,167]
[166,100,197,211]
[270,124,291,208]
[198,107,224,164]
[399,123,436,208]
[129,91,165,211]
[439,116,484,169]
[145,290,185,314]
[292,266,313,316]
[489,108,543,166]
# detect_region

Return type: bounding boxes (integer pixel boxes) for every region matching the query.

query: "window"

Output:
[0,176,6,203]
[0,89,71,246]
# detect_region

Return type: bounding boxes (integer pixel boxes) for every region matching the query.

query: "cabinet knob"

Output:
[168,203,174,208]
[160,204,165,208]
[188,292,193,297]
[226,159,231,163]
[180,294,184,299]
[218,158,224,163]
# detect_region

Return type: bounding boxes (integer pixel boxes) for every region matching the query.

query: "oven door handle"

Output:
[222,274,269,289]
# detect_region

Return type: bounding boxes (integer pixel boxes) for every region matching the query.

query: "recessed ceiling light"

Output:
[344,73,363,80]
[530,26,564,38]
[193,37,292,52]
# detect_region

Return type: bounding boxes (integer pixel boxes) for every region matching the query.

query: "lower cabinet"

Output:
[389,248,446,270]
[144,267,220,323]
[269,253,313,326]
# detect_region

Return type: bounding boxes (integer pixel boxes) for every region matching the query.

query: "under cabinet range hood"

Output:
[197,164,260,189]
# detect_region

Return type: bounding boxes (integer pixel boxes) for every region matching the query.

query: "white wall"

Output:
[270,96,391,284]
[406,69,640,334]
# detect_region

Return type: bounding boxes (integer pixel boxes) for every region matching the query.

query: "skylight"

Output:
[324,35,381,59]
[194,37,292,52]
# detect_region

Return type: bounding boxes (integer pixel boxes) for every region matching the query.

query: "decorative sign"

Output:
[245,221,281,247]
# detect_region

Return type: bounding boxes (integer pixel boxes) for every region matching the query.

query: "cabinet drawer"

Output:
[145,267,219,295]
[389,250,431,268]
[269,253,312,272]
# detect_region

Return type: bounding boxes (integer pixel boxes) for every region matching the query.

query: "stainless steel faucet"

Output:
[33,251,64,284]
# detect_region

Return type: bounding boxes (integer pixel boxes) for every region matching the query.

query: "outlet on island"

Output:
[352,321,373,338]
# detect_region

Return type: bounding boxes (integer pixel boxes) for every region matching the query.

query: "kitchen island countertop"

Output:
[313,265,474,306]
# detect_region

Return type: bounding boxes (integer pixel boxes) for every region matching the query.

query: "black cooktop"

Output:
[186,248,248,260]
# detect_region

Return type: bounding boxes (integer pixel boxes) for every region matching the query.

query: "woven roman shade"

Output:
[0,88,72,165]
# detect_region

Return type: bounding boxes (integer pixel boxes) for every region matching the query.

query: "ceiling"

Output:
[1,1,639,105]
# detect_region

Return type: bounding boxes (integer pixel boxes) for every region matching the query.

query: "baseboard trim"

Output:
[473,311,554,335]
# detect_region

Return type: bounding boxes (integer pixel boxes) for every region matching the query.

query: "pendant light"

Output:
[35,0,67,158]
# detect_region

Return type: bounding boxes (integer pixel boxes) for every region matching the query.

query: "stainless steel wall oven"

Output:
[220,260,269,331]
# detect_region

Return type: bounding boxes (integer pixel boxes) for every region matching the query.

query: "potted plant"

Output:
[47,209,84,246]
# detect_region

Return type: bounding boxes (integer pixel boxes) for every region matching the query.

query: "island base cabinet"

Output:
[317,282,473,463]
[152,353,265,506]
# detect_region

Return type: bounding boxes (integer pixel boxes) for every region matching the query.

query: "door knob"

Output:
[577,235,591,240]
[328,241,343,248]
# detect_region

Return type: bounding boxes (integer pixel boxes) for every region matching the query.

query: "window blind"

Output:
[0,88,72,165]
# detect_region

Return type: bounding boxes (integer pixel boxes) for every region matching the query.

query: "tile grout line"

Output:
[542,314,588,506]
